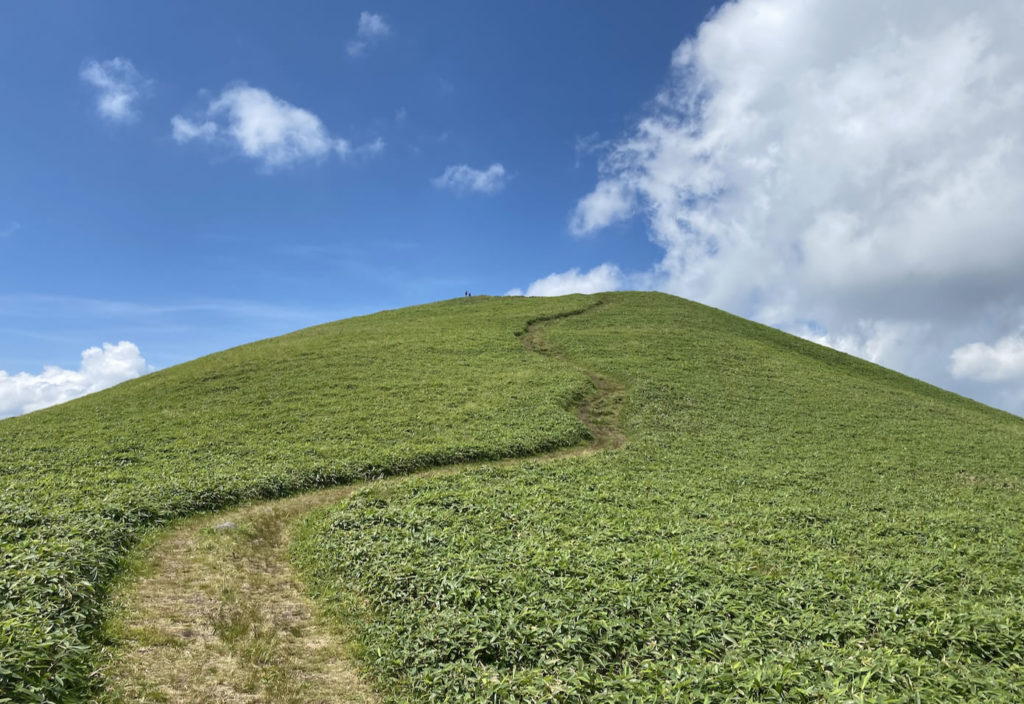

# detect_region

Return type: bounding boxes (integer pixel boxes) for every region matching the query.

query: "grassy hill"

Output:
[296,293,1024,702]
[3,292,1023,702]
[0,295,595,702]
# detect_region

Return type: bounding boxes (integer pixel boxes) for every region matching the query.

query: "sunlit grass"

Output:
[298,292,1024,702]
[0,295,593,702]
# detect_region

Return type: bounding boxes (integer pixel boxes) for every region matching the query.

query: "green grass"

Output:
[0,295,594,702]
[296,292,1024,702]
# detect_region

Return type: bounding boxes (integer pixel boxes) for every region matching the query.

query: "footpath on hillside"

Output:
[101,306,625,704]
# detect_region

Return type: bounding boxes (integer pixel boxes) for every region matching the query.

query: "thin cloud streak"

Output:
[0,294,325,322]
[432,163,508,194]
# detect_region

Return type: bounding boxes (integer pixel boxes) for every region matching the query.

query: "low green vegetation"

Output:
[6,291,1024,702]
[297,292,1024,702]
[0,296,594,702]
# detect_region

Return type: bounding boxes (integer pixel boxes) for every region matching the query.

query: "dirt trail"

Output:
[103,304,625,703]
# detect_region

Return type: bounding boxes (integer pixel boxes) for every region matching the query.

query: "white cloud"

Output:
[358,11,390,38]
[172,85,363,169]
[570,181,635,234]
[574,132,607,168]
[171,115,217,143]
[211,86,346,167]
[510,264,624,297]
[432,163,507,194]
[0,222,19,239]
[79,57,149,123]
[799,320,932,367]
[951,332,1024,382]
[355,136,386,157]
[562,0,1024,415]
[0,341,149,418]
[347,11,391,56]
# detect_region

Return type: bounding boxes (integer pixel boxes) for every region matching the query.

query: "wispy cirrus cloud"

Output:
[0,341,150,418]
[354,136,386,158]
[172,85,382,170]
[79,57,150,123]
[432,163,507,195]
[171,115,217,143]
[0,294,324,322]
[347,11,391,57]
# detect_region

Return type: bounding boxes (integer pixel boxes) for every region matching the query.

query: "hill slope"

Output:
[2,292,1023,702]
[0,295,595,702]
[297,292,1024,702]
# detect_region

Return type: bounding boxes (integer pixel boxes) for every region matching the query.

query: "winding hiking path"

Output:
[103,307,625,704]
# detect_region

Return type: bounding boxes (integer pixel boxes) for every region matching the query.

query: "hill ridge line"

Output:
[101,299,626,703]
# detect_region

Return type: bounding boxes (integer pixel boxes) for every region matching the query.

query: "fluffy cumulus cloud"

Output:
[507,264,624,297]
[347,11,391,56]
[171,85,383,169]
[570,181,635,235]
[951,333,1024,382]
[0,341,149,418]
[79,57,149,123]
[519,0,1024,415]
[432,163,507,194]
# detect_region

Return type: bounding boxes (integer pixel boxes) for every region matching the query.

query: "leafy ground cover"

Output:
[100,312,624,704]
[297,292,1024,702]
[0,295,595,702]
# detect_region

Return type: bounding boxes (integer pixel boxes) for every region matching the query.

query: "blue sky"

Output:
[3,1,1024,418]
[0,2,687,371]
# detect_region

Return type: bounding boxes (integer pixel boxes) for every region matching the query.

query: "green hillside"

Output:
[3,292,1024,702]
[0,296,595,702]
[297,293,1024,702]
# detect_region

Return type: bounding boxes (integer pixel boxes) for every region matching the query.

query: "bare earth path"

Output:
[102,307,625,704]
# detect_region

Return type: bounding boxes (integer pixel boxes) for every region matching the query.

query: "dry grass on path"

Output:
[102,483,380,704]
